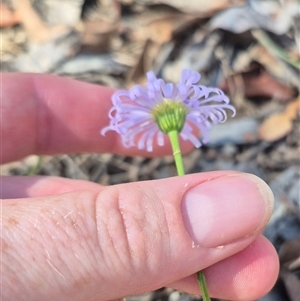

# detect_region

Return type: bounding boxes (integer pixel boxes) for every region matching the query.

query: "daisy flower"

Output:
[101,69,235,152]
[101,69,236,300]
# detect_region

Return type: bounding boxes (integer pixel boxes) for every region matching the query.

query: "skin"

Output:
[1,73,279,301]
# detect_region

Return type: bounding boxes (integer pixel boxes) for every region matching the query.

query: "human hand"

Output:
[1,73,279,301]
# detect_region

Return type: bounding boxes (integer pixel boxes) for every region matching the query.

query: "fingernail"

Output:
[181,173,274,247]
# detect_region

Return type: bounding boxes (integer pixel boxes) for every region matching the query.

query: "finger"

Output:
[2,171,276,301]
[1,73,193,164]
[1,176,101,199]
[168,235,279,300]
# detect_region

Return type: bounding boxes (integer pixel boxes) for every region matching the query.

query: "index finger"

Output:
[1,73,193,164]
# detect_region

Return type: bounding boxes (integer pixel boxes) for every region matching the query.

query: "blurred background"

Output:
[1,0,299,300]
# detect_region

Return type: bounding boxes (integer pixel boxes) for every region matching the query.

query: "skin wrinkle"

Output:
[31,75,50,154]
[137,188,161,276]
[116,183,183,290]
[2,83,31,160]
[92,194,115,276]
[114,193,135,276]
[116,189,135,267]
[32,75,73,156]
[121,187,153,278]
[164,201,183,268]
[143,194,165,270]
[143,188,170,278]
[85,191,108,285]
[98,184,168,290]
[160,199,171,263]
[71,191,120,290]
[62,191,117,299]
[138,187,167,277]
[96,187,134,279]
[122,186,172,294]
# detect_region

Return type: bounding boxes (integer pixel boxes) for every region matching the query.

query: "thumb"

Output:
[2,171,274,301]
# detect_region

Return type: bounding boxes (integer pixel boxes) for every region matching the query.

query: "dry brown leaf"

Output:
[13,0,69,43]
[133,14,195,44]
[126,39,161,86]
[147,17,177,44]
[280,268,300,301]
[279,238,300,270]
[81,20,118,52]
[124,11,200,85]
[221,66,295,103]
[81,0,120,52]
[259,97,299,142]
[279,238,300,301]
[285,97,300,120]
[241,67,295,101]
[253,46,300,90]
[259,113,293,142]
[11,0,81,72]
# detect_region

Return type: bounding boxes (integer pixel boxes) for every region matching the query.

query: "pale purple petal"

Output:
[157,131,165,146]
[101,69,235,152]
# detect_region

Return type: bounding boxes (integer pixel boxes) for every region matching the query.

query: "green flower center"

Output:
[152,99,188,134]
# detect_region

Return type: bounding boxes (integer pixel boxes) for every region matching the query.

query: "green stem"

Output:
[27,156,43,175]
[167,130,211,301]
[197,270,211,301]
[168,130,185,176]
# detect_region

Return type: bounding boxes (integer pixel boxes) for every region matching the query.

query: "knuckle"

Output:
[95,184,170,277]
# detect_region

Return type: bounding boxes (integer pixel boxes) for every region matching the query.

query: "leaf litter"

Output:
[1,0,299,300]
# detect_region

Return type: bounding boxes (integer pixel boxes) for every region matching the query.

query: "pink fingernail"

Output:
[181,173,274,247]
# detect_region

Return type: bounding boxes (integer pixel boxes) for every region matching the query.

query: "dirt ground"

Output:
[1,1,299,300]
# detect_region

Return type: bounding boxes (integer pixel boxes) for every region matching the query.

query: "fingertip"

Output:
[2,73,194,162]
[206,235,279,300]
[169,235,279,300]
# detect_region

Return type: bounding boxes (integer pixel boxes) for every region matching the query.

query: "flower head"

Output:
[101,69,235,152]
